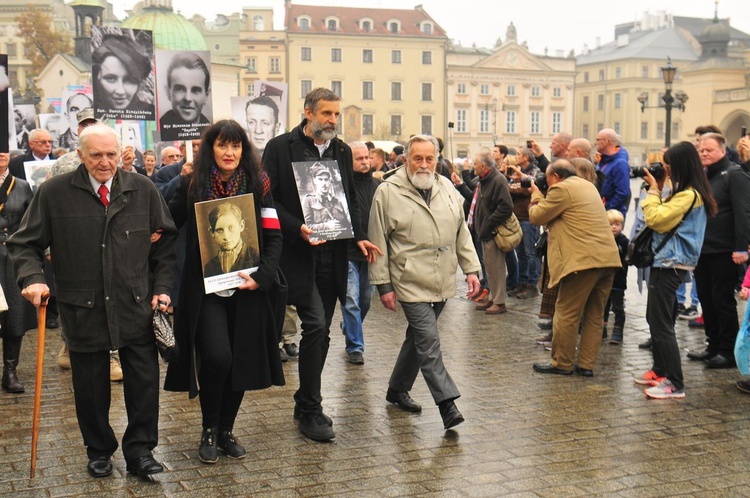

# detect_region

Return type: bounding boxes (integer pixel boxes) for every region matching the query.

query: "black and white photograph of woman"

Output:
[91,26,155,121]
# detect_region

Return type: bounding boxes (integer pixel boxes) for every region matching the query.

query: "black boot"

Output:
[2,336,25,393]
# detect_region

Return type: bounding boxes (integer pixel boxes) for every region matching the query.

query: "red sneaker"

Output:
[688,315,704,328]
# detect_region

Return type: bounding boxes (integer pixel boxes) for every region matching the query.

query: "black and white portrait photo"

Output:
[230,81,287,156]
[0,54,9,153]
[59,90,93,150]
[194,194,259,294]
[91,26,155,121]
[13,104,35,152]
[155,50,212,142]
[292,160,353,242]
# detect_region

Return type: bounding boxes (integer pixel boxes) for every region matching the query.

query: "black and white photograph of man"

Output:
[59,91,94,149]
[292,160,354,242]
[155,50,212,142]
[0,55,9,152]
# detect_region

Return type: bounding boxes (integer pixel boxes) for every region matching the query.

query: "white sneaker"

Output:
[644,379,685,399]
[110,352,123,382]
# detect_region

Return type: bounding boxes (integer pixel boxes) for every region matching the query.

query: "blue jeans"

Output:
[506,247,519,289]
[676,271,699,307]
[340,260,372,354]
[516,221,540,285]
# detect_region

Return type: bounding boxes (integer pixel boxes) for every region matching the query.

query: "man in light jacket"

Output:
[368,134,481,430]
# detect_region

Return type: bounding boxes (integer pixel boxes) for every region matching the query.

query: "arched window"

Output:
[298,17,310,30]
[421,22,432,35]
[389,21,399,34]
[253,15,264,31]
[362,20,371,32]
[327,19,338,31]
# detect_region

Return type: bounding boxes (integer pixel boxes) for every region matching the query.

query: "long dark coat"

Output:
[163,176,285,398]
[262,120,364,304]
[0,177,35,338]
[7,167,177,352]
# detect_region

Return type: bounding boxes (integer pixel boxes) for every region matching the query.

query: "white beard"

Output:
[408,169,435,190]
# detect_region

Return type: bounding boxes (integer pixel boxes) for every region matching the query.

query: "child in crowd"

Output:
[603,210,629,344]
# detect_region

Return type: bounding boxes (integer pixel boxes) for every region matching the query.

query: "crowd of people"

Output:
[2,86,750,480]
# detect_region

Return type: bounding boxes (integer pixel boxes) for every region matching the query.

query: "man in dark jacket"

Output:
[596,128,630,217]
[339,141,379,365]
[688,133,750,368]
[262,88,381,442]
[9,128,58,180]
[472,151,513,315]
[8,124,177,479]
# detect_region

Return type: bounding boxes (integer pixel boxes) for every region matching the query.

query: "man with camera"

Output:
[596,128,630,218]
[528,160,621,376]
[507,148,541,299]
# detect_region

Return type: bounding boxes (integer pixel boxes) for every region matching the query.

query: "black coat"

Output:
[9,151,58,180]
[262,120,364,304]
[163,176,284,397]
[348,169,378,261]
[0,176,35,338]
[7,167,177,352]
[703,155,750,254]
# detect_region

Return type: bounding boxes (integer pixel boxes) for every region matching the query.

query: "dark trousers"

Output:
[389,301,459,404]
[195,293,245,430]
[293,249,338,414]
[604,289,626,330]
[69,342,158,461]
[695,252,740,355]
[646,268,685,390]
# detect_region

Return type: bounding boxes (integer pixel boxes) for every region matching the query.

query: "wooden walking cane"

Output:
[29,291,50,479]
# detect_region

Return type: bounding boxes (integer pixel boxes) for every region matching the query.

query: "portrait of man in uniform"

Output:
[293,160,353,242]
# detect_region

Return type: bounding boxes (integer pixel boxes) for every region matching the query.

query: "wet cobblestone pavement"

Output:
[2,274,750,497]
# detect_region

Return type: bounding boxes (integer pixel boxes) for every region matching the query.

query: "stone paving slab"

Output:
[3,240,750,495]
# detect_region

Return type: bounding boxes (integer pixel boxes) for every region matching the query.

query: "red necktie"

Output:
[98,184,109,207]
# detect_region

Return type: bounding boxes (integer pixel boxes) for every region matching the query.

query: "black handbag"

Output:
[153,308,178,362]
[535,231,548,258]
[626,192,696,268]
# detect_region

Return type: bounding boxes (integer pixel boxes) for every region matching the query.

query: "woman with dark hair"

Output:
[164,120,284,463]
[92,35,152,113]
[635,141,717,399]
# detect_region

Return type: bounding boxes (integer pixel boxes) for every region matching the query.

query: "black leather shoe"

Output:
[46,317,59,329]
[283,343,299,358]
[125,455,163,476]
[705,354,735,369]
[574,365,594,377]
[296,412,335,441]
[198,426,219,463]
[218,430,247,459]
[438,400,464,429]
[533,362,573,375]
[386,388,422,412]
[687,348,716,361]
[638,338,652,349]
[87,456,112,478]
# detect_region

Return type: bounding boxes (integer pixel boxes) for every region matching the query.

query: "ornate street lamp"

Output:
[637,57,689,148]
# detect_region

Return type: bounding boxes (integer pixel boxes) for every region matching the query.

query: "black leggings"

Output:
[196,293,245,430]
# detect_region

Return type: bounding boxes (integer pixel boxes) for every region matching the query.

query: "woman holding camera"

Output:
[635,141,716,399]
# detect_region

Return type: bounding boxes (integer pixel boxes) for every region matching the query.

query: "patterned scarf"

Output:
[204,165,248,200]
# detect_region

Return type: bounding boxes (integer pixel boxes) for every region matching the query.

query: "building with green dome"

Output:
[123,0,207,51]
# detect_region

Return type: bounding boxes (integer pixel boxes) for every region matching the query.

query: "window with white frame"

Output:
[553,87,561,98]
[582,124,589,138]
[362,49,373,63]
[456,109,467,133]
[298,17,310,30]
[505,110,517,133]
[421,82,432,101]
[421,115,432,135]
[327,19,338,31]
[246,83,255,97]
[252,15,264,30]
[269,57,280,73]
[531,86,540,97]
[331,48,341,62]
[480,108,490,133]
[641,122,648,139]
[480,83,489,95]
[330,80,342,97]
[390,115,402,136]
[614,92,621,109]
[362,114,373,135]
[507,84,516,96]
[614,122,620,135]
[421,22,433,35]
[389,21,399,33]
[391,81,402,101]
[457,82,466,94]
[300,80,312,98]
[362,81,373,100]
[530,111,540,134]
[422,51,432,64]
[246,57,256,73]
[552,112,562,133]
[361,20,372,32]
[391,50,401,64]
[301,47,311,61]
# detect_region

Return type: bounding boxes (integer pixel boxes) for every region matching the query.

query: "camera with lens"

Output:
[631,162,665,180]
[520,172,548,192]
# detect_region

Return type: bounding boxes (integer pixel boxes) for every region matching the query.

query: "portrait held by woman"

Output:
[163,120,284,464]
[91,27,155,121]
[0,152,36,393]
[635,141,717,399]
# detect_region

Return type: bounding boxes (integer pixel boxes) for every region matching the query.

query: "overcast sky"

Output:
[121,0,750,56]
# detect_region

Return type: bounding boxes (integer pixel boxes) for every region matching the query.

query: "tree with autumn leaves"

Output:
[15,6,73,97]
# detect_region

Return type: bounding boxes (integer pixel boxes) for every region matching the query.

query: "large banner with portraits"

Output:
[292,160,354,242]
[91,26,155,121]
[194,194,259,294]
[155,50,212,141]
[230,81,287,156]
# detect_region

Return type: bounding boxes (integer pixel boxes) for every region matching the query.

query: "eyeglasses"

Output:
[33,140,53,145]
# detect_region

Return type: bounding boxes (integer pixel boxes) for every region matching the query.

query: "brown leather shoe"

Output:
[485,304,507,314]
[475,300,493,311]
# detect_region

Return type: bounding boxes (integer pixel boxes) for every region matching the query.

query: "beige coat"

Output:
[368,168,480,303]
[529,175,621,288]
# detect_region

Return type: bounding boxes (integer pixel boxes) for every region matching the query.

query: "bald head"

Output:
[568,138,592,159]
[551,132,572,159]
[161,146,182,166]
[595,128,619,155]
